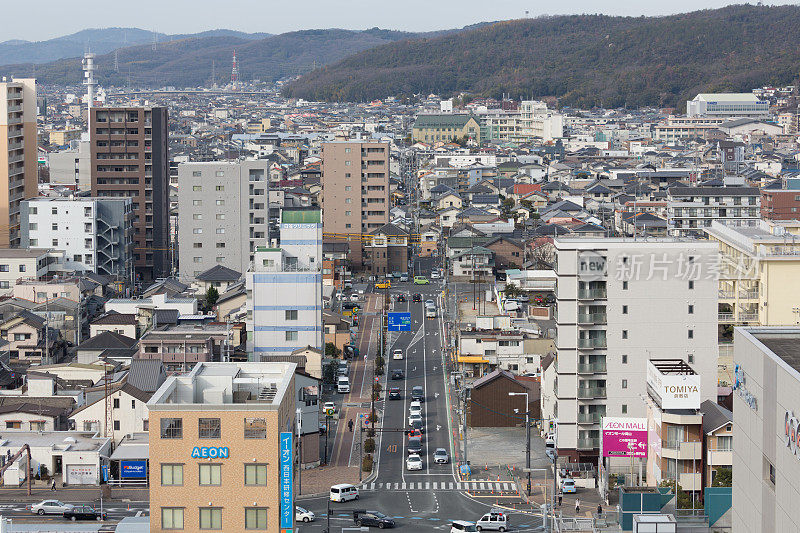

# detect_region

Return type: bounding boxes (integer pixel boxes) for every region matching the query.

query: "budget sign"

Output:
[602,417,648,458]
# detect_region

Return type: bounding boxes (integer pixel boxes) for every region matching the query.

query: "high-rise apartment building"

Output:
[0,78,38,247]
[177,161,270,280]
[90,107,169,282]
[247,208,322,359]
[545,237,718,462]
[20,197,134,278]
[322,141,389,268]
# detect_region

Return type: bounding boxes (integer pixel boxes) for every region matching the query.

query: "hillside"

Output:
[282,5,800,108]
[0,28,424,87]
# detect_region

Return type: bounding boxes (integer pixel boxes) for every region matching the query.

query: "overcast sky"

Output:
[8,1,797,41]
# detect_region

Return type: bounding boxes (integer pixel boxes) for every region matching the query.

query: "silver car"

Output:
[434,448,450,464]
[31,500,74,515]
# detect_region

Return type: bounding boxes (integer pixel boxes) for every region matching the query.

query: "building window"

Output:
[244,464,268,485]
[622,305,628,314]
[764,456,776,489]
[622,330,628,339]
[622,379,628,389]
[5,421,20,429]
[160,418,182,439]
[193,214,203,220]
[244,417,267,439]
[113,398,120,409]
[215,186,224,191]
[285,310,298,321]
[245,508,268,530]
[192,171,202,177]
[622,354,628,364]
[199,507,222,530]
[688,305,694,314]
[193,200,202,206]
[216,214,225,220]
[689,281,694,289]
[198,464,221,486]
[216,200,224,206]
[161,464,183,486]
[216,228,225,234]
[286,331,298,341]
[193,186,202,192]
[345,211,351,216]
[193,243,202,248]
[688,329,694,339]
[199,418,221,439]
[622,405,627,414]
[193,228,202,234]
[161,508,184,530]
[622,281,628,290]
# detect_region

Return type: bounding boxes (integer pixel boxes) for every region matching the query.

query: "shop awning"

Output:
[458,356,489,364]
[110,443,149,461]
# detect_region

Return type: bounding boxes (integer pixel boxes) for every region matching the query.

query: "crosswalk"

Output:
[363,481,517,492]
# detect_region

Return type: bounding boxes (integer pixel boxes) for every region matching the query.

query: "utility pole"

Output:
[359,420,364,482]
[296,408,302,496]
[462,388,469,467]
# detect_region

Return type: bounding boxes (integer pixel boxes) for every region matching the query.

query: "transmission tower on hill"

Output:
[230,49,240,88]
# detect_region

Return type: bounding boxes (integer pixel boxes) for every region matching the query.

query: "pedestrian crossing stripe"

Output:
[364,481,516,492]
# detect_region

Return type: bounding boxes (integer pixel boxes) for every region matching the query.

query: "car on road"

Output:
[335,291,344,300]
[451,521,478,532]
[407,428,423,440]
[434,448,450,464]
[425,299,435,307]
[391,369,405,380]
[397,294,407,302]
[350,294,361,302]
[561,478,577,493]
[337,362,349,376]
[388,387,401,400]
[406,453,423,471]
[411,385,425,402]
[375,280,391,289]
[413,276,430,285]
[31,500,73,515]
[392,349,404,360]
[63,505,106,521]
[475,510,508,531]
[322,401,336,415]
[409,401,422,416]
[407,436,423,454]
[330,484,359,502]
[353,510,395,529]
[410,418,425,433]
[400,273,409,282]
[296,506,315,522]
[431,271,441,279]
[408,412,422,426]
[392,271,402,279]
[413,293,422,302]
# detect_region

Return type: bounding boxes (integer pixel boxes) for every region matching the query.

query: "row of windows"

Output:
[192,228,226,234]
[161,463,267,486]
[160,417,269,439]
[191,186,226,192]
[161,507,267,530]
[191,200,226,206]
[192,242,226,249]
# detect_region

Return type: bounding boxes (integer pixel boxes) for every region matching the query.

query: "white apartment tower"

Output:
[246,207,322,359]
[177,161,271,280]
[546,237,719,462]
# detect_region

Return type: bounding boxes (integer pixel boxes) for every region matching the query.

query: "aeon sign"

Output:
[785,411,800,456]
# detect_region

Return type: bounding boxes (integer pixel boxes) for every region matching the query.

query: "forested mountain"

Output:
[282,5,800,108]
[0,28,424,87]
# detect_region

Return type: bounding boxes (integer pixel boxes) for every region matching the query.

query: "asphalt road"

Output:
[0,500,149,524]
[298,259,547,531]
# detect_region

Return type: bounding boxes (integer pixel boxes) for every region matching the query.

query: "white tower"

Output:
[82,52,97,111]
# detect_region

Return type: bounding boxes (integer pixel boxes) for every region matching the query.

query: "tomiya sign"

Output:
[646,361,701,410]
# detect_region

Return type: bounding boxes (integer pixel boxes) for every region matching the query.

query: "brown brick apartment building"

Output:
[148,362,296,533]
[90,107,170,282]
[761,188,800,220]
[322,142,389,270]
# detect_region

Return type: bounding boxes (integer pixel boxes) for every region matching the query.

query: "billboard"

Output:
[646,361,701,409]
[279,432,293,530]
[120,460,147,479]
[602,417,647,458]
[387,312,412,331]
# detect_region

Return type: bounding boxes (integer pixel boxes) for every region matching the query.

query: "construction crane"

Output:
[0,444,32,495]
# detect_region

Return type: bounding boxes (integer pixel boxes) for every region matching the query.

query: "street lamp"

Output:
[509,392,531,495]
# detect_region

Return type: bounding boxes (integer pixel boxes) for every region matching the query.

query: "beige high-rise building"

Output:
[0,78,38,247]
[322,141,389,268]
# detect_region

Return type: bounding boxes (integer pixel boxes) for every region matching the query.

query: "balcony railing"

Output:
[718,290,735,298]
[578,362,607,373]
[578,288,607,299]
[578,412,603,424]
[578,337,607,349]
[739,312,759,322]
[578,387,607,399]
[578,312,607,324]
[718,313,734,323]
[577,437,600,449]
[738,290,759,299]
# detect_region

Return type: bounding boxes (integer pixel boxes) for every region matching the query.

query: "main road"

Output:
[297,264,546,531]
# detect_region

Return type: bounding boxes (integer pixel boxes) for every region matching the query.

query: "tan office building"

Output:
[0,78,38,247]
[322,141,389,268]
[148,362,296,533]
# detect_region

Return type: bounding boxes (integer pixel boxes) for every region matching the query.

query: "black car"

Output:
[353,510,395,529]
[412,293,422,302]
[411,385,424,402]
[397,294,407,302]
[388,387,401,400]
[410,418,425,433]
[391,369,405,380]
[63,505,106,521]
[407,436,423,454]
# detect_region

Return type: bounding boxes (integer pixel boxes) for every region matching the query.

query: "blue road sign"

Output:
[388,312,412,331]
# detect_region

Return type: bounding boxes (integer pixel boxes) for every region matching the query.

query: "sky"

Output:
[9,0,798,41]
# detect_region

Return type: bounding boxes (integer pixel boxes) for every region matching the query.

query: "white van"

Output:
[425,304,437,318]
[475,510,508,531]
[329,483,359,502]
[451,521,478,532]
[337,376,350,393]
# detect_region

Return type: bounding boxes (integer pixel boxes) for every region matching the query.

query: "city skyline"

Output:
[5,0,797,42]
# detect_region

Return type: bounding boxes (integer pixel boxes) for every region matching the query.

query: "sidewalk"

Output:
[0,483,148,503]
[296,465,360,497]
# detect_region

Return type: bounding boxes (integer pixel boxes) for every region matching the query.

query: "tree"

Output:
[712,467,732,487]
[205,286,220,308]
[658,480,692,509]
[323,360,338,384]
[364,438,376,454]
[325,342,342,358]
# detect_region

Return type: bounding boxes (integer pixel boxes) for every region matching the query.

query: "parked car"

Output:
[353,510,395,529]
[31,500,73,516]
[411,386,425,402]
[392,349,404,360]
[434,448,450,464]
[413,293,422,302]
[296,506,315,522]
[63,506,106,521]
[323,401,336,415]
[391,369,405,380]
[406,453,423,471]
[388,387,401,400]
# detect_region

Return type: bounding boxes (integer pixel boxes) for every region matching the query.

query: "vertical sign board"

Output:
[280,432,293,531]
[387,312,412,331]
[601,417,648,458]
